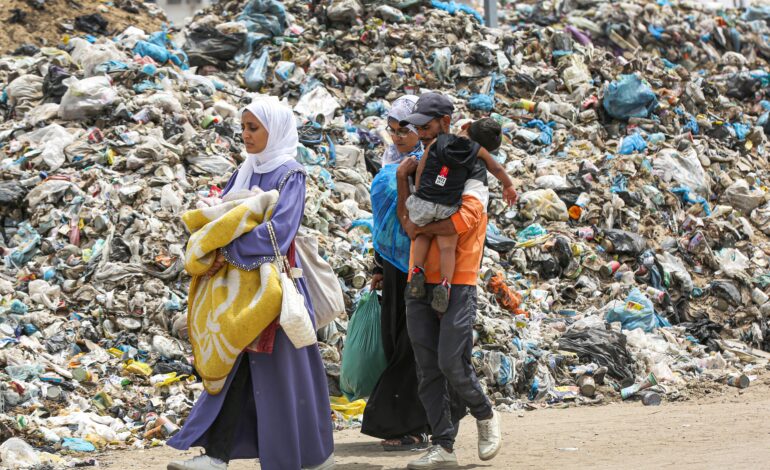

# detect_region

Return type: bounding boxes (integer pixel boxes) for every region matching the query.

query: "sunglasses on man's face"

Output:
[387,126,413,138]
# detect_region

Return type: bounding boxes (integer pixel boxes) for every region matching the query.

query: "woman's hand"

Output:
[204,250,226,278]
[503,186,518,206]
[370,273,384,291]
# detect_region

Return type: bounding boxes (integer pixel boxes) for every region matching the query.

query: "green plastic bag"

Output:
[340,292,387,401]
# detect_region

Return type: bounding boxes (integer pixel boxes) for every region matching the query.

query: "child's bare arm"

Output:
[477,148,518,205]
[415,142,432,189]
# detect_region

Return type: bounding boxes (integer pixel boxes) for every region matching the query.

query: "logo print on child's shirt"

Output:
[435,166,449,187]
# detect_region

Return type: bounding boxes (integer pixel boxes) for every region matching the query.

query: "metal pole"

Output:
[484,0,498,28]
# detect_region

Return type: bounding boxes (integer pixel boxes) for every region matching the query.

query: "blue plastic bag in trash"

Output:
[244,48,269,90]
[618,133,647,155]
[524,120,555,145]
[430,0,484,24]
[605,288,670,332]
[238,0,287,36]
[370,164,412,273]
[134,41,170,63]
[469,94,494,112]
[603,74,658,120]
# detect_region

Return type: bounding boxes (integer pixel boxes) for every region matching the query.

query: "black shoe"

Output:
[408,268,426,299]
[431,282,450,313]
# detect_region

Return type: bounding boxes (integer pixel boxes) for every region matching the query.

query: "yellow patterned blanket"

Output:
[182,190,282,394]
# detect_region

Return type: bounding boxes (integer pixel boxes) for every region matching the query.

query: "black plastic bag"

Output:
[558,327,634,382]
[75,13,109,36]
[0,180,25,208]
[13,44,39,56]
[42,66,71,104]
[486,232,517,252]
[600,229,647,256]
[726,73,760,100]
[682,319,723,353]
[709,280,741,307]
[184,27,246,67]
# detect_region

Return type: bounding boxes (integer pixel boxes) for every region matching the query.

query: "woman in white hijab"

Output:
[167,98,335,470]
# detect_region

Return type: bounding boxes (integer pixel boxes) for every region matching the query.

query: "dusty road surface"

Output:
[99,381,770,470]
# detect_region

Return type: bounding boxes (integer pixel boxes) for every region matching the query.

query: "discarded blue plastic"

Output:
[133,80,163,93]
[430,0,484,24]
[10,299,28,315]
[370,164,415,273]
[610,174,628,193]
[606,288,671,332]
[244,48,269,90]
[648,24,664,40]
[274,61,295,81]
[350,218,373,232]
[165,293,182,311]
[234,32,272,66]
[742,6,770,22]
[618,133,647,155]
[467,73,504,111]
[238,0,287,37]
[603,74,658,120]
[469,94,494,112]
[524,120,554,145]
[661,58,678,69]
[671,186,712,215]
[364,100,388,117]
[682,114,700,134]
[647,133,666,145]
[62,437,96,452]
[141,64,158,76]
[517,224,547,241]
[4,222,40,268]
[93,60,130,74]
[134,40,170,63]
[731,122,750,141]
[497,354,513,386]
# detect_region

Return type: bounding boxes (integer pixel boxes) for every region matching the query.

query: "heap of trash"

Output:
[3,0,770,465]
[0,0,166,54]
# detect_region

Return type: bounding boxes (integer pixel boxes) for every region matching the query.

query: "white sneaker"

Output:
[167,454,227,470]
[407,445,459,469]
[477,410,502,461]
[303,453,335,470]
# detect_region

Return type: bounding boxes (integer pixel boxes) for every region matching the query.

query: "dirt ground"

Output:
[98,379,770,470]
[0,0,165,53]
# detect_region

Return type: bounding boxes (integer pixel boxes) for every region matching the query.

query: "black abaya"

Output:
[361,257,429,439]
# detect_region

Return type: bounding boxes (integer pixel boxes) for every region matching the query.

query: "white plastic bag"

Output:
[58,76,118,120]
[68,38,125,77]
[6,74,43,108]
[0,438,40,469]
[18,124,78,171]
[722,179,766,214]
[294,86,340,122]
[652,147,710,197]
[518,189,569,221]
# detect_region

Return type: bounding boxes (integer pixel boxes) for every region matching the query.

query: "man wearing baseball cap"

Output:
[395,92,502,469]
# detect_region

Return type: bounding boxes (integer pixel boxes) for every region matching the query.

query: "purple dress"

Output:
[168,160,335,469]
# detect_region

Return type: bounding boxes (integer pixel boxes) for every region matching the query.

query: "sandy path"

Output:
[99,381,770,470]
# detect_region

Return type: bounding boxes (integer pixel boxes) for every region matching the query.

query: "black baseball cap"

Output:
[399,92,454,127]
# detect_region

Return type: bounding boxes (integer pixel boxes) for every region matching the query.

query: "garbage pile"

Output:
[0,0,166,54]
[1,0,770,465]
